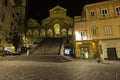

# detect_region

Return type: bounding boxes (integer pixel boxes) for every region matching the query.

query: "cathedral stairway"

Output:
[31,38,63,55]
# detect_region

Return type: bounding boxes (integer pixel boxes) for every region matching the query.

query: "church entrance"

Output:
[54,23,60,37]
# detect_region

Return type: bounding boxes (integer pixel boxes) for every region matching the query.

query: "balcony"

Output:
[100,12,120,19]
[115,12,120,17]
[79,12,120,21]
[100,14,111,19]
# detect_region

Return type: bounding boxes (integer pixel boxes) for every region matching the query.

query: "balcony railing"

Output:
[79,12,120,21]
[115,12,120,16]
[100,12,120,19]
[100,13,111,19]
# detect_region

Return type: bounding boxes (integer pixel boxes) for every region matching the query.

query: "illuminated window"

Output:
[54,23,60,37]
[80,31,87,40]
[68,28,72,36]
[115,6,120,16]
[90,10,96,18]
[104,26,112,34]
[101,8,109,18]
[47,29,53,37]
[75,31,87,40]
[61,28,67,37]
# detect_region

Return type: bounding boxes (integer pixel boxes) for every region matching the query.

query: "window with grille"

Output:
[101,8,109,18]
[92,28,97,35]
[80,31,87,40]
[115,6,120,16]
[90,10,96,18]
[104,26,112,34]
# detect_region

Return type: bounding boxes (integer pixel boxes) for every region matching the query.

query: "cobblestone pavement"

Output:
[0,56,120,80]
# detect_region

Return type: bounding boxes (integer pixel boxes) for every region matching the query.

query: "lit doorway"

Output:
[80,47,89,59]
[54,23,60,37]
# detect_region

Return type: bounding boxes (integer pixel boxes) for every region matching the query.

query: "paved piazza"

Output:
[0,56,120,80]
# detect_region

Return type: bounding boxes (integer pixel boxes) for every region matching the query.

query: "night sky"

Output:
[27,0,108,23]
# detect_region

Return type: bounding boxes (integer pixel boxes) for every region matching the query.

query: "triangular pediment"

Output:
[49,5,66,13]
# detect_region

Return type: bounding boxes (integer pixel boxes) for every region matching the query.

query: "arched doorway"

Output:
[54,23,60,37]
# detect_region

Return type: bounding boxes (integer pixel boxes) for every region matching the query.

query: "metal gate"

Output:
[107,48,117,60]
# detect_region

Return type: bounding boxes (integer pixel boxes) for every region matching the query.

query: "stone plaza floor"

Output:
[0,55,120,80]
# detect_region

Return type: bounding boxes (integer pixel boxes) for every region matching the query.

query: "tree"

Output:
[12,32,21,51]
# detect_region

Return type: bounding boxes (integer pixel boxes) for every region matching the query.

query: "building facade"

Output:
[74,0,120,60]
[25,5,74,48]
[0,0,26,53]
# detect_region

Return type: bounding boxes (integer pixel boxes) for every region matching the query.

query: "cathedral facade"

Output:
[26,5,74,44]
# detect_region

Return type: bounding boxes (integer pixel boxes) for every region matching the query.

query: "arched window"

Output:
[54,23,60,37]
[26,30,32,38]
[33,29,39,39]
[68,28,73,36]
[40,29,46,37]
[47,29,53,37]
[61,28,67,37]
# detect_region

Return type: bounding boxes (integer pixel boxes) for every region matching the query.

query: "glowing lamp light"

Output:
[75,31,87,41]
[75,31,81,41]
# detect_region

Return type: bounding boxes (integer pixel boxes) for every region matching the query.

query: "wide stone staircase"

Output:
[31,38,63,55]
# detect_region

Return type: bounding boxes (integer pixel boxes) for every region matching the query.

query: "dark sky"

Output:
[27,0,108,23]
